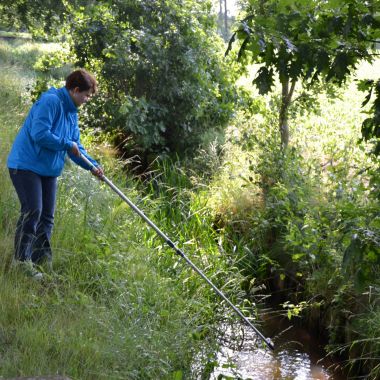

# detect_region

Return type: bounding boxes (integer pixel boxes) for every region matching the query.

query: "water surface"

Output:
[211,312,346,380]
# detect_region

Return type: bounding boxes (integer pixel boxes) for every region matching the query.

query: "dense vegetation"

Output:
[0,38,247,379]
[1,0,240,165]
[0,0,379,379]
[228,0,380,151]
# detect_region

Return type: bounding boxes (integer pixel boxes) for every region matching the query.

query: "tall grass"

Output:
[0,38,248,379]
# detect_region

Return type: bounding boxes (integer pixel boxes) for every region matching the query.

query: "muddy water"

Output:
[210,311,346,380]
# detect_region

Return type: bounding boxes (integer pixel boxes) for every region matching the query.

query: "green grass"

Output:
[0,39,244,380]
[0,31,32,39]
[0,38,62,70]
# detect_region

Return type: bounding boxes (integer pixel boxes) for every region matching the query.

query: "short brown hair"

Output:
[65,69,97,94]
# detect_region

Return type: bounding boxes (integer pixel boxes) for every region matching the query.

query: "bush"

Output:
[31,0,239,162]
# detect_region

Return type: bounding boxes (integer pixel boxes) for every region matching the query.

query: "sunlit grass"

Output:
[0,38,62,70]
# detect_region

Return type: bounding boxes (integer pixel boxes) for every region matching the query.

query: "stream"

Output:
[209,309,347,380]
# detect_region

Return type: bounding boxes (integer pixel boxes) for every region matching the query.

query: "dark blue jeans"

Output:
[9,169,57,263]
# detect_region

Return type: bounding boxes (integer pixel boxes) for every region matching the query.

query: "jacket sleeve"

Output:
[67,124,99,170]
[29,95,73,151]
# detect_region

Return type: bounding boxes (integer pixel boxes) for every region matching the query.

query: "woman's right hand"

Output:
[70,142,81,157]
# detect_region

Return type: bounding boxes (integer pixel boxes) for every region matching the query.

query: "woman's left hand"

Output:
[91,166,104,179]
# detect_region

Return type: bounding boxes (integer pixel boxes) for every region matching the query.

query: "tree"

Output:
[66,0,237,160]
[0,0,71,37]
[227,0,379,148]
[1,0,239,162]
[215,0,236,41]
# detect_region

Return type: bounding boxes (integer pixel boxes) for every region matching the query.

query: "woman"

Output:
[7,69,103,279]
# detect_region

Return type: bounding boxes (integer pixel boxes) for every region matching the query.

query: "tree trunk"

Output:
[218,0,224,38]
[279,77,296,148]
[224,0,228,39]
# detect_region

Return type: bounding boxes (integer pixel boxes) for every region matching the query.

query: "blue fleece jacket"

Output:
[7,87,98,177]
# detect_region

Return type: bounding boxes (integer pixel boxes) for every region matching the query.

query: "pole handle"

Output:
[79,153,96,170]
[79,153,106,179]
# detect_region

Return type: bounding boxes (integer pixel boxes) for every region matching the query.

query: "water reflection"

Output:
[210,313,345,380]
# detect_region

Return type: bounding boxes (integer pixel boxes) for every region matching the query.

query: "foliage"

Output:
[70,0,238,159]
[342,224,380,291]
[227,0,380,147]
[358,78,380,155]
[0,0,68,37]
[326,287,380,379]
[0,37,248,379]
[1,4,380,378]
[1,0,239,160]
[204,63,380,377]
[350,293,380,379]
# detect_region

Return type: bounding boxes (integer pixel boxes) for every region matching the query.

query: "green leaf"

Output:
[171,371,183,380]
[365,251,378,262]
[160,309,170,318]
[238,36,251,61]
[252,66,274,94]
[292,253,305,262]
[357,79,374,92]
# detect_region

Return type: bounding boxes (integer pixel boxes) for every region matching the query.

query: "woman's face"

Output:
[69,87,93,107]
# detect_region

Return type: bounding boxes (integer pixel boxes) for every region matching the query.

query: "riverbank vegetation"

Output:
[0,38,246,379]
[0,0,379,379]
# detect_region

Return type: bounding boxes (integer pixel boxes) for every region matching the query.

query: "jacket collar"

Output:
[57,87,77,114]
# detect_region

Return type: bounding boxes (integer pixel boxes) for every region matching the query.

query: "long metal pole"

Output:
[80,154,274,351]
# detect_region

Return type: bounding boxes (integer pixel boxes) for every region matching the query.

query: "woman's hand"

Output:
[91,166,104,179]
